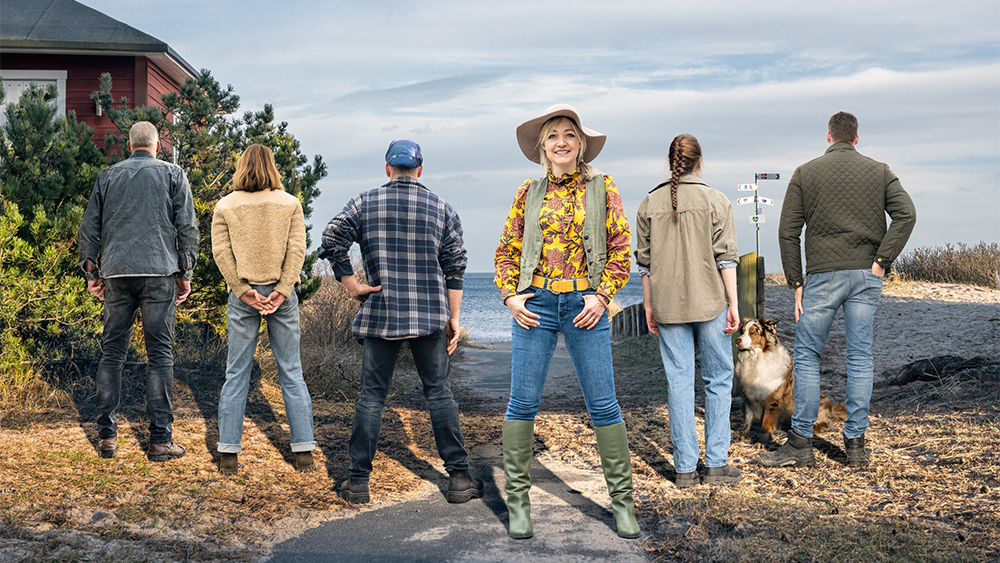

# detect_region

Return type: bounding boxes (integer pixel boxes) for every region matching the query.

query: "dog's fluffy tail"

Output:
[812,396,849,434]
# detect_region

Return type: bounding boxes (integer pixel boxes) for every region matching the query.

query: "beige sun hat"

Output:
[516,104,606,164]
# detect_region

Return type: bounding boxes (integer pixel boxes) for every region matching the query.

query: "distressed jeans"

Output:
[792,269,882,439]
[217,285,315,453]
[656,308,735,473]
[505,287,623,428]
[347,330,469,484]
[96,276,177,444]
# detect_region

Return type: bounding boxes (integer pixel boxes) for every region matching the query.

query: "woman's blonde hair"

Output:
[234,144,283,192]
[536,116,597,180]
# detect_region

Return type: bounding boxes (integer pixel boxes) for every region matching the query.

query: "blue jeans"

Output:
[655,308,734,473]
[348,329,469,484]
[96,276,177,444]
[217,285,315,454]
[505,287,623,428]
[792,269,882,439]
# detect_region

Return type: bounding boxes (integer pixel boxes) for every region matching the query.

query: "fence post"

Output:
[610,302,648,340]
[734,252,766,371]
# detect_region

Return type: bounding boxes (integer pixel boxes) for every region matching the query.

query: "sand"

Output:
[761,281,1000,398]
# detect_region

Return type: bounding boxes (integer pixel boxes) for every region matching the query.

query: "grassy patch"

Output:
[613,335,670,397]
[640,489,992,563]
[891,241,998,289]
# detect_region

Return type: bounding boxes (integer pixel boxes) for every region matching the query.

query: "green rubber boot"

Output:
[502,419,534,539]
[594,422,641,539]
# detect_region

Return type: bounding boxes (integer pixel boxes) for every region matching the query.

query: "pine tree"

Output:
[0,83,106,405]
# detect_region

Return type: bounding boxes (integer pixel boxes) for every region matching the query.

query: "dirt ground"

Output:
[1,280,998,562]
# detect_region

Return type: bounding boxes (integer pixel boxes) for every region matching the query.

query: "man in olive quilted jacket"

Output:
[763,112,916,470]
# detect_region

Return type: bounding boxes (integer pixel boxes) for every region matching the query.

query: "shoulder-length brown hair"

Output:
[234,144,283,192]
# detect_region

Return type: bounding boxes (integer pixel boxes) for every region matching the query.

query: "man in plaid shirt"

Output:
[319,139,484,505]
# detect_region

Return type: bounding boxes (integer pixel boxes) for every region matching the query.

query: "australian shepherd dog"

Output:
[734,317,847,444]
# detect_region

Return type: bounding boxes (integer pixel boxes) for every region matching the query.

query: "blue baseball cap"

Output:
[385,139,422,168]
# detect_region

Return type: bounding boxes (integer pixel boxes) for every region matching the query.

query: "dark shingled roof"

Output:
[1,0,197,81]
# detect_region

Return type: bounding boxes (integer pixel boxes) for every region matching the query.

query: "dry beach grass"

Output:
[1,277,998,562]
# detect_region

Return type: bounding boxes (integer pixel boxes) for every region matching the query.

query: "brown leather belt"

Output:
[531,274,590,293]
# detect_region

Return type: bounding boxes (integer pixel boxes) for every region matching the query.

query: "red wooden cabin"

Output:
[0,0,197,151]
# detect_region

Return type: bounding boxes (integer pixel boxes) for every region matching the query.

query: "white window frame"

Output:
[0,69,68,126]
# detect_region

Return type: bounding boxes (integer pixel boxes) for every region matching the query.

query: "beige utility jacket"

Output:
[634,175,738,324]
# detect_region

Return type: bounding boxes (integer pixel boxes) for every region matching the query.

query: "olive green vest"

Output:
[516,173,607,292]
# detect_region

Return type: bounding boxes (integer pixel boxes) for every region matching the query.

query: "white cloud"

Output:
[72,1,1000,273]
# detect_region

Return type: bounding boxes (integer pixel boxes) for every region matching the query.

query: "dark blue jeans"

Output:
[348,330,469,484]
[96,276,177,444]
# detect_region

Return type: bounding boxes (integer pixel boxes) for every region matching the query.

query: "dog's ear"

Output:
[760,317,780,347]
[739,317,753,330]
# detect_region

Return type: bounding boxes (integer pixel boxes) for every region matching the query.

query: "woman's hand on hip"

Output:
[506,292,540,329]
[573,294,606,330]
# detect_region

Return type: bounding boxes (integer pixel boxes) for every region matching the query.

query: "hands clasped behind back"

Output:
[240,288,285,315]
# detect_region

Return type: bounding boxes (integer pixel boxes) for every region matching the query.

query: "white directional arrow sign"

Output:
[750,215,765,224]
[737,196,773,206]
[738,184,757,191]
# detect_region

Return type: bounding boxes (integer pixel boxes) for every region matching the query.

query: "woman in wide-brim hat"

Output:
[494,104,638,540]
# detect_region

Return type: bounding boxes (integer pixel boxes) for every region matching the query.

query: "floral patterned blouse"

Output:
[494,169,632,303]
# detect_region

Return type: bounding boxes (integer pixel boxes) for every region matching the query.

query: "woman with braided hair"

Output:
[634,134,742,488]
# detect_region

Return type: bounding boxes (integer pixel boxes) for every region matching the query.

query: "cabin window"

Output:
[0,70,68,128]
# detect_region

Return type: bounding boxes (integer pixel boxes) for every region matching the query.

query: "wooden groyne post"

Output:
[610,302,648,340]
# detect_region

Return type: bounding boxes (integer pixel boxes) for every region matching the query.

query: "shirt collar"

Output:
[546,169,581,185]
[826,141,858,154]
[385,175,428,191]
[131,150,156,158]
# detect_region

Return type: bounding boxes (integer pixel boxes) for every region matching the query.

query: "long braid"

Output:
[666,134,702,222]
[669,145,683,222]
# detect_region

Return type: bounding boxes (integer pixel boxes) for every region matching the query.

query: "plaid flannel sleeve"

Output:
[319,194,363,280]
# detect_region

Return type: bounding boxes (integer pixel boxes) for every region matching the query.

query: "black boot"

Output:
[844,434,869,467]
[759,430,815,467]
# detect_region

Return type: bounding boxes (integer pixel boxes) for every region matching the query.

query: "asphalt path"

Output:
[265,445,647,563]
[264,341,649,563]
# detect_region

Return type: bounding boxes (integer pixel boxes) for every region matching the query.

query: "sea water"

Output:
[460,272,644,342]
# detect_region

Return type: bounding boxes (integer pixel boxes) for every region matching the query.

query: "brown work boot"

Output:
[338,480,370,504]
[295,451,316,472]
[147,442,186,462]
[844,434,870,468]
[219,453,239,475]
[98,437,118,459]
[760,430,815,468]
[703,464,742,484]
[446,472,485,503]
[674,471,700,488]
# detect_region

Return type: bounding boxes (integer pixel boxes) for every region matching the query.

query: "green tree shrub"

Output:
[0,83,106,408]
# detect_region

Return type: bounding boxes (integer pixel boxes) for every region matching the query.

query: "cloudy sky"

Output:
[82,0,999,273]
